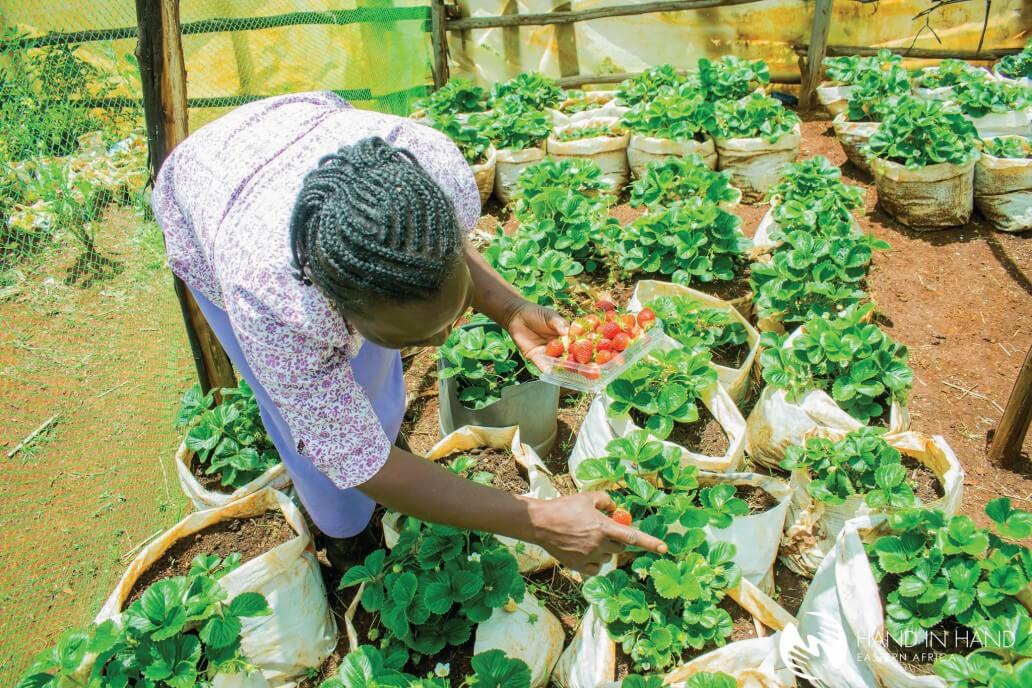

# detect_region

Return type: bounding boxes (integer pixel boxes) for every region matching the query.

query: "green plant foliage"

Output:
[629,154,739,209]
[866,501,1032,651]
[765,156,867,240]
[483,227,583,307]
[710,93,800,143]
[607,348,719,441]
[426,113,491,165]
[934,648,1032,688]
[617,198,748,286]
[916,60,986,90]
[749,230,883,326]
[417,78,488,117]
[472,96,550,152]
[617,64,696,107]
[17,554,270,688]
[759,304,913,425]
[952,78,1032,119]
[822,49,903,86]
[438,320,532,410]
[997,40,1032,80]
[982,136,1032,159]
[339,516,526,662]
[644,295,747,363]
[780,427,921,509]
[553,122,625,142]
[843,63,912,123]
[515,157,611,200]
[489,72,564,110]
[176,381,281,489]
[318,645,532,688]
[698,55,770,101]
[862,96,979,168]
[621,88,715,142]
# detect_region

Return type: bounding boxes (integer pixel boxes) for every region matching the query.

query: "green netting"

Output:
[0,1,433,683]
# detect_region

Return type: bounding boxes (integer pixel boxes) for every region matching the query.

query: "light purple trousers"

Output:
[190,288,406,537]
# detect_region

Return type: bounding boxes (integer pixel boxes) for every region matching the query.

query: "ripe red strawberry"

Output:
[545,339,565,358]
[620,314,637,331]
[569,322,587,337]
[637,307,656,327]
[595,299,616,312]
[582,363,601,380]
[612,332,630,352]
[570,339,595,364]
[610,508,633,526]
[604,310,617,323]
[595,349,614,365]
[601,321,621,340]
[596,337,613,352]
[584,314,601,329]
[627,324,641,339]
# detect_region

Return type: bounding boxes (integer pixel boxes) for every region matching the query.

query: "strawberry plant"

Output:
[709,93,800,143]
[698,55,770,101]
[416,78,488,117]
[934,645,1032,688]
[916,59,985,90]
[749,230,878,325]
[617,64,695,107]
[862,96,979,168]
[843,62,911,123]
[318,645,532,688]
[607,347,718,440]
[822,49,902,86]
[558,89,606,114]
[617,197,748,286]
[997,39,1032,80]
[427,113,492,165]
[17,554,271,688]
[515,158,611,201]
[952,77,1032,119]
[866,500,1032,650]
[472,96,550,152]
[759,303,912,425]
[488,72,564,110]
[765,156,869,240]
[983,136,1032,159]
[553,122,625,142]
[339,516,526,662]
[629,153,740,209]
[623,673,737,688]
[176,381,281,489]
[483,227,583,308]
[780,427,920,509]
[439,320,532,409]
[621,88,715,142]
[644,295,747,364]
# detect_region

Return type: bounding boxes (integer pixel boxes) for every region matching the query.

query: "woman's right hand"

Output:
[522,491,668,576]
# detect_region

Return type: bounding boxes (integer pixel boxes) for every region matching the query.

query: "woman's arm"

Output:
[359,445,666,574]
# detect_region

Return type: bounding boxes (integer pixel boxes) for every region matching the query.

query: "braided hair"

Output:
[289,136,464,312]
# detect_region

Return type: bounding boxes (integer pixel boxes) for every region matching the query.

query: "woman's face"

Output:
[345,261,474,350]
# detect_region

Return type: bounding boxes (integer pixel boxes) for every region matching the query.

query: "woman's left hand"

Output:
[505,301,568,371]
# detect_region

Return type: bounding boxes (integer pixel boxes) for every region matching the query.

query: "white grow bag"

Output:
[816,82,853,117]
[780,431,964,578]
[965,107,1032,140]
[472,146,497,204]
[626,134,718,179]
[832,114,879,174]
[547,116,630,191]
[495,144,546,204]
[974,140,1032,232]
[96,488,336,687]
[715,124,801,204]
[627,280,760,404]
[870,154,978,229]
[175,441,291,510]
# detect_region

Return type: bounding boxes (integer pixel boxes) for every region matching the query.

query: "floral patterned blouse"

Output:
[152,92,479,490]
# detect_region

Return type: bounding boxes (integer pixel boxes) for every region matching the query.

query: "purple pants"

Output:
[190,288,406,537]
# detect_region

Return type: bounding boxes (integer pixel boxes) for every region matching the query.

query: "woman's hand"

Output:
[522,492,668,575]
[505,300,568,370]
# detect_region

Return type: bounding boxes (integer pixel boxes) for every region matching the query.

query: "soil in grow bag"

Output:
[692,265,753,306]
[127,512,294,604]
[525,568,588,643]
[710,337,751,369]
[901,455,946,503]
[631,406,730,457]
[448,447,579,497]
[190,458,237,494]
[737,484,779,514]
[772,560,809,617]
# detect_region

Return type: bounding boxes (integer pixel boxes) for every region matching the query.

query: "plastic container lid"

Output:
[537,322,664,394]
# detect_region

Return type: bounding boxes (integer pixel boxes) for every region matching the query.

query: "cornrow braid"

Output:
[289,136,464,312]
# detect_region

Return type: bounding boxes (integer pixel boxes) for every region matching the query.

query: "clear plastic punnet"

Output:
[538,322,664,393]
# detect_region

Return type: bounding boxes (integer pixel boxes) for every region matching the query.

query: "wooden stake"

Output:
[792,43,1019,61]
[989,345,1032,470]
[430,0,450,89]
[799,0,833,111]
[135,0,236,395]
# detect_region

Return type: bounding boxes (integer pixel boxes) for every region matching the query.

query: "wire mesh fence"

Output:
[0,1,433,683]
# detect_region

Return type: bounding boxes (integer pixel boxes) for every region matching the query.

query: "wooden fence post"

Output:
[431,0,450,89]
[136,0,237,395]
[799,0,833,111]
[988,345,1032,470]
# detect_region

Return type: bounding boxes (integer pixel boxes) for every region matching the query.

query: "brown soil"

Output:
[525,568,587,643]
[447,446,529,495]
[902,456,946,504]
[614,644,635,681]
[541,392,592,477]
[773,560,810,618]
[739,483,778,514]
[711,340,751,369]
[664,405,730,457]
[721,597,759,642]
[692,270,753,306]
[400,346,442,456]
[190,456,233,494]
[549,473,580,496]
[126,512,294,605]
